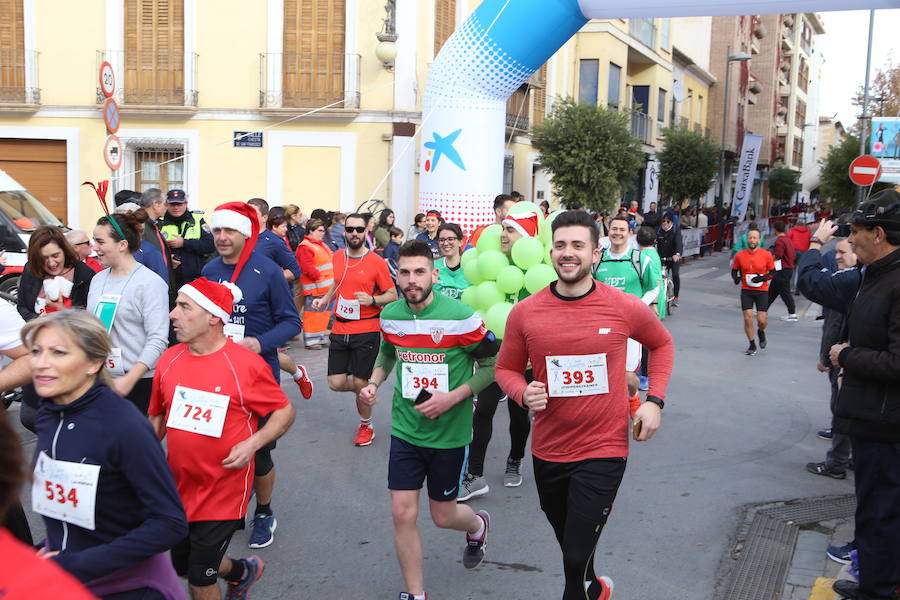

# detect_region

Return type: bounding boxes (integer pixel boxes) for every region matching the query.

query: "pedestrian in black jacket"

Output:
[24,310,188,598]
[801,191,900,600]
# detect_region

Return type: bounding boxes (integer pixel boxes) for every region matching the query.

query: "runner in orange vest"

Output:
[296,217,334,350]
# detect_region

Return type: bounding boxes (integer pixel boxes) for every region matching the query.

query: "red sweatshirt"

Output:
[496,281,674,462]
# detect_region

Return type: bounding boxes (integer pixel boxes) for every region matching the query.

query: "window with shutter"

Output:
[0,0,25,103]
[533,64,548,128]
[434,0,456,57]
[283,0,346,108]
[124,0,185,105]
[135,150,185,193]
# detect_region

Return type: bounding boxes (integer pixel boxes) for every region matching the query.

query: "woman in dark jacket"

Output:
[24,310,188,599]
[17,225,95,322]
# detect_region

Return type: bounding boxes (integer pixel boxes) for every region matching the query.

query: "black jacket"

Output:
[814,247,900,442]
[141,219,175,290]
[656,225,682,259]
[16,261,96,322]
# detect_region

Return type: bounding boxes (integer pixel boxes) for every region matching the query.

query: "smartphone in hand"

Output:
[415,389,432,406]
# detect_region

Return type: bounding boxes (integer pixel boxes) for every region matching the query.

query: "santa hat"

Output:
[179,277,242,323]
[210,202,260,283]
[502,211,540,238]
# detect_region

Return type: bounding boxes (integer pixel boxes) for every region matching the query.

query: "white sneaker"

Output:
[781,314,799,322]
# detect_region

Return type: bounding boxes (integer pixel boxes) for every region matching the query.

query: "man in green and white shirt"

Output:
[358,239,500,600]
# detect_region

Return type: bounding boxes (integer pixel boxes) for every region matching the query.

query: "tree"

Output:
[767,167,800,203]
[656,125,719,207]
[532,99,644,212]
[853,60,900,119]
[819,135,892,209]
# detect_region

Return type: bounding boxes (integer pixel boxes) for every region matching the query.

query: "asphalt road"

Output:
[14,249,855,599]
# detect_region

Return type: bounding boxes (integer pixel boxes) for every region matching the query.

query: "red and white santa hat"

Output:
[179,277,242,323]
[501,211,540,238]
[210,201,260,282]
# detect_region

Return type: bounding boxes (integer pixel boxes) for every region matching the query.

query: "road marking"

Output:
[807,577,836,600]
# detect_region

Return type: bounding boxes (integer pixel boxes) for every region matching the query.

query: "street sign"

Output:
[233,131,263,148]
[104,135,123,171]
[103,98,120,134]
[99,61,115,98]
[849,154,882,186]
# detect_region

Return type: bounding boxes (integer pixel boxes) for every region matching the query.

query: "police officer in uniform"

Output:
[159,189,215,290]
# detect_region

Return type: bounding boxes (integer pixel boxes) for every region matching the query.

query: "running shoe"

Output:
[225,555,265,600]
[671,297,679,307]
[248,513,277,548]
[757,329,767,349]
[398,593,427,600]
[832,579,859,599]
[806,461,846,479]
[597,575,614,600]
[294,364,313,399]
[638,375,649,391]
[503,458,523,488]
[462,510,490,569]
[457,473,489,502]
[746,343,757,356]
[817,428,833,440]
[827,541,855,564]
[781,314,799,322]
[353,423,374,447]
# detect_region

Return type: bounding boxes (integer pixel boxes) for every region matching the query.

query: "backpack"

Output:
[599,247,643,279]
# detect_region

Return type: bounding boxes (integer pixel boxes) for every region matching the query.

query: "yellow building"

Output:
[0,0,713,231]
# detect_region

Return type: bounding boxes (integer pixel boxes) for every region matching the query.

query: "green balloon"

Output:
[461,285,478,309]
[509,201,541,216]
[463,259,483,285]
[496,265,525,294]
[477,250,508,281]
[484,302,514,339]
[476,224,502,252]
[540,209,564,246]
[461,247,479,267]
[524,263,557,294]
[543,243,554,265]
[475,281,505,310]
[511,236,544,270]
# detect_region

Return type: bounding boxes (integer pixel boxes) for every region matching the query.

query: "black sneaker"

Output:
[816,428,833,440]
[746,342,757,356]
[757,329,767,349]
[398,593,427,600]
[806,461,846,479]
[462,510,490,569]
[832,578,859,599]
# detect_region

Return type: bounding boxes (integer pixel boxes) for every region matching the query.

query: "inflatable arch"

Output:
[418,0,895,230]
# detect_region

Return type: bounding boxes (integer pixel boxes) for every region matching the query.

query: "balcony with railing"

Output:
[630,110,653,144]
[96,50,198,112]
[629,18,657,49]
[260,52,360,112]
[0,49,39,109]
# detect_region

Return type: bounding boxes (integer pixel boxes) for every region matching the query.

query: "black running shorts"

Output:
[327,331,380,380]
[740,289,769,312]
[171,519,243,587]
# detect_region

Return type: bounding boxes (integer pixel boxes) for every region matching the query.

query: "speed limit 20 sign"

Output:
[99,61,115,98]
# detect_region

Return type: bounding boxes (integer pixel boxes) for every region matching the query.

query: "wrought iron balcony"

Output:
[260,52,360,110]
[0,49,39,105]
[630,110,653,144]
[96,50,198,107]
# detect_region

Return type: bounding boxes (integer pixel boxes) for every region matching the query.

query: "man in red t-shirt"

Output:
[312,213,397,446]
[495,210,674,600]
[148,278,296,600]
[731,229,776,355]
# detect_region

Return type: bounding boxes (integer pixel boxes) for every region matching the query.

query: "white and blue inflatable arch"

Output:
[419,0,896,230]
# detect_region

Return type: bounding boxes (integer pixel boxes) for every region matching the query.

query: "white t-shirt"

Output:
[0,301,24,352]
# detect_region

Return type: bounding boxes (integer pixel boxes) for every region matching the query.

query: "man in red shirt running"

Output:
[731,229,776,355]
[149,277,296,600]
[495,210,674,600]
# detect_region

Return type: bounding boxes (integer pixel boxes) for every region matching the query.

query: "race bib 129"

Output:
[337,297,361,320]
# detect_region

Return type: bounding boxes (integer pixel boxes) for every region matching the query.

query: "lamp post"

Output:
[716,46,751,247]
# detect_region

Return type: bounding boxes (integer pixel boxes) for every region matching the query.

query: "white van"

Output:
[0,168,65,298]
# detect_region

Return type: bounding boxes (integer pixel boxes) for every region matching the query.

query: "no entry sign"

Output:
[849,155,882,187]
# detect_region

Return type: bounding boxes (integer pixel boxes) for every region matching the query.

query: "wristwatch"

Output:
[367,379,380,389]
[644,395,664,410]
[371,295,378,306]
[810,236,822,245]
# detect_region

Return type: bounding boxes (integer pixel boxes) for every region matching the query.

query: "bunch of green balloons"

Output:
[460,203,560,338]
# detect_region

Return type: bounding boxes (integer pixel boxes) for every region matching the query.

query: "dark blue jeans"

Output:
[852,437,900,599]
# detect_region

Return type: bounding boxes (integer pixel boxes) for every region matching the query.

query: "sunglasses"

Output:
[345,226,366,233]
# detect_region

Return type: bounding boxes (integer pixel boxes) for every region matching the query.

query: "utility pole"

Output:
[857,9,875,206]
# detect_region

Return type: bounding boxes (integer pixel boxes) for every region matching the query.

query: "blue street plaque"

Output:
[233,131,263,148]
